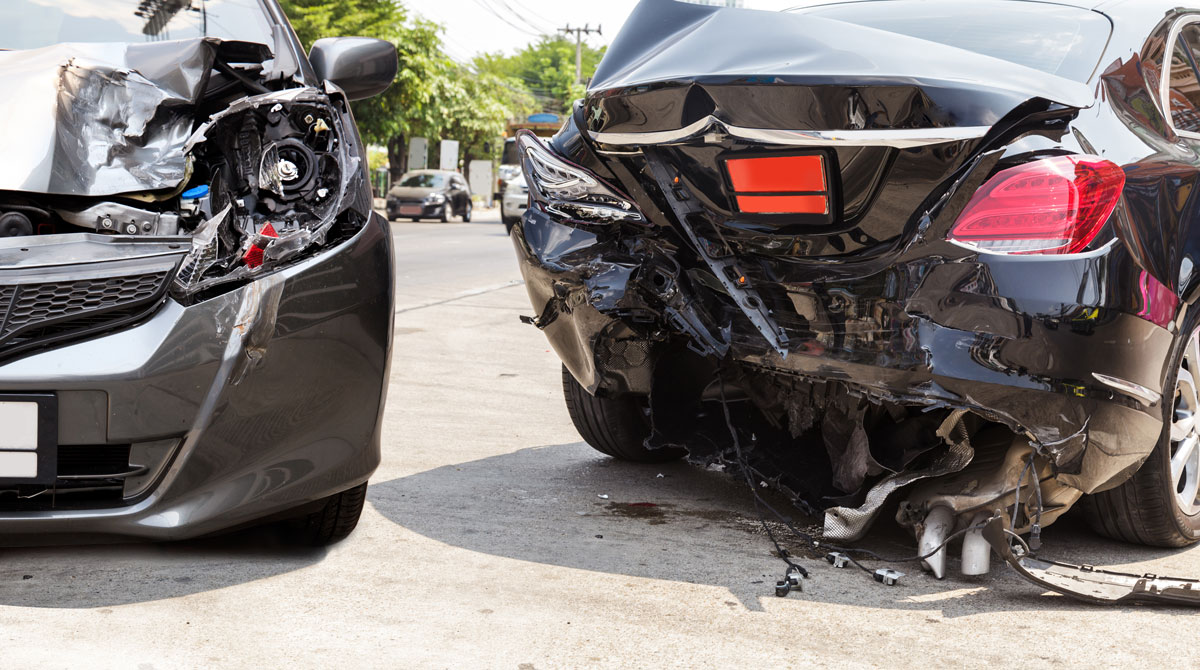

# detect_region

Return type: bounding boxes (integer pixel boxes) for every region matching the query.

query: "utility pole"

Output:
[558,24,602,84]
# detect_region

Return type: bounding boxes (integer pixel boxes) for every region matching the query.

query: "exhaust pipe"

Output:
[918,505,955,579]
[960,511,992,576]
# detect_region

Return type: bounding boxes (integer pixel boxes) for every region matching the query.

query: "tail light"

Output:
[948,155,1125,255]
[516,131,644,224]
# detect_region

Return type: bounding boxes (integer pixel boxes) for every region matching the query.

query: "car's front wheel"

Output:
[294,483,369,546]
[1087,325,1200,547]
[562,365,685,463]
[438,204,449,223]
[462,201,472,222]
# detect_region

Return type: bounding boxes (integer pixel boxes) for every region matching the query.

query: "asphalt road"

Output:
[3,206,1199,668]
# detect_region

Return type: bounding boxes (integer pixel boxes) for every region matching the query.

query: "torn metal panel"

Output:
[824,411,974,543]
[983,517,1200,606]
[0,38,270,197]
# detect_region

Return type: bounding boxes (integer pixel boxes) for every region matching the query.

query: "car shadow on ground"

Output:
[371,442,1200,617]
[0,524,325,609]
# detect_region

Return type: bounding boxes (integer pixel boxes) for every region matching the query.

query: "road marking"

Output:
[395,280,525,314]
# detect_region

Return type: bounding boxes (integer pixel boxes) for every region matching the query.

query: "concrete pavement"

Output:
[1,206,1198,668]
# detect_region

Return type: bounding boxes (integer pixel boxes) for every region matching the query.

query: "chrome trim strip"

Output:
[588,115,990,148]
[1092,372,1161,407]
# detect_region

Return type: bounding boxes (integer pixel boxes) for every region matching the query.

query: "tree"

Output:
[280,0,451,179]
[473,36,606,115]
[438,69,536,177]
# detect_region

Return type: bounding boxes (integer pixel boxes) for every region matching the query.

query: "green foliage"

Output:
[279,0,539,178]
[438,69,536,167]
[473,36,606,115]
[366,145,389,173]
[280,0,446,149]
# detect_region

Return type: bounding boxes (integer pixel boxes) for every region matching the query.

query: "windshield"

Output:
[0,0,275,50]
[400,173,446,188]
[792,1,1110,83]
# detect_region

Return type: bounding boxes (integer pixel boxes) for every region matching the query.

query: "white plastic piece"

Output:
[919,505,955,579]
[961,512,993,576]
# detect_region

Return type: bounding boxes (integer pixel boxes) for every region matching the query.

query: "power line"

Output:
[469,0,541,37]
[493,0,553,34]
[557,23,602,84]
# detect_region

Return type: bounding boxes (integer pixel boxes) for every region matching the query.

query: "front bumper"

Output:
[502,191,529,219]
[0,212,394,543]
[514,210,1174,495]
[387,200,445,219]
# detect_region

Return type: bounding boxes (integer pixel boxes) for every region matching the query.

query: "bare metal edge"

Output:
[588,115,990,148]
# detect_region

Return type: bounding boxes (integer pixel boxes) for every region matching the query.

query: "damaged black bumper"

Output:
[514,206,1172,497]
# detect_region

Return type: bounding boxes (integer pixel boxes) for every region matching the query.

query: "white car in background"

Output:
[500,172,528,232]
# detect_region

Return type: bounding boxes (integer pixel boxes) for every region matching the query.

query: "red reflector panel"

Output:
[737,195,829,215]
[243,222,279,269]
[949,156,1125,255]
[727,155,826,193]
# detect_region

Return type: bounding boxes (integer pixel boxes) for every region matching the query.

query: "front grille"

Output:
[0,445,134,512]
[0,272,169,361]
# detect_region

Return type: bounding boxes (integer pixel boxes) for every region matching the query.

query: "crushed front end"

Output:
[512,0,1180,583]
[0,36,393,542]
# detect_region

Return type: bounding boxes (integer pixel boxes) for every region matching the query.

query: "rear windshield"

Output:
[792,1,1111,82]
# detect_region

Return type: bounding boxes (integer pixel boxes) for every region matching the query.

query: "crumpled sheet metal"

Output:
[0,38,265,197]
[982,517,1200,606]
[823,411,974,542]
[589,0,1093,111]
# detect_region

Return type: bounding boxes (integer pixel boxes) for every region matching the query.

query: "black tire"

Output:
[1086,324,1200,547]
[561,364,685,463]
[462,201,472,222]
[409,217,420,222]
[438,205,449,223]
[502,216,517,233]
[296,483,368,546]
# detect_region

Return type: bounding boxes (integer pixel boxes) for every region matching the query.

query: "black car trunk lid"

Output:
[582,0,1099,262]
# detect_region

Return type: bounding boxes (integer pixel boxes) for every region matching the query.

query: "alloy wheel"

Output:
[1172,328,1200,515]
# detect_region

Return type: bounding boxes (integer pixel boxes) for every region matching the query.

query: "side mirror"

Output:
[309,37,397,101]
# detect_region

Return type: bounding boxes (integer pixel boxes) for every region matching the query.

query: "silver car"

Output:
[0,0,397,545]
[500,172,529,232]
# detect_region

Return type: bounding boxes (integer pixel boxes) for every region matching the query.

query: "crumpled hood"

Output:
[0,38,270,197]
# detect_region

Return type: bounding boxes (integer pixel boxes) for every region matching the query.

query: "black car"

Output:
[386,170,472,222]
[0,0,396,546]
[511,0,1200,599]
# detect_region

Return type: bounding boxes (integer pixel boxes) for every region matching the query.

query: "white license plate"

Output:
[0,401,38,479]
[399,205,423,216]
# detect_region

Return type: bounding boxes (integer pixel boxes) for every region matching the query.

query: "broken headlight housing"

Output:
[516,130,644,224]
[173,89,361,297]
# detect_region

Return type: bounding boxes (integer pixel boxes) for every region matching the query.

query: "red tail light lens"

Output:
[948,156,1125,255]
